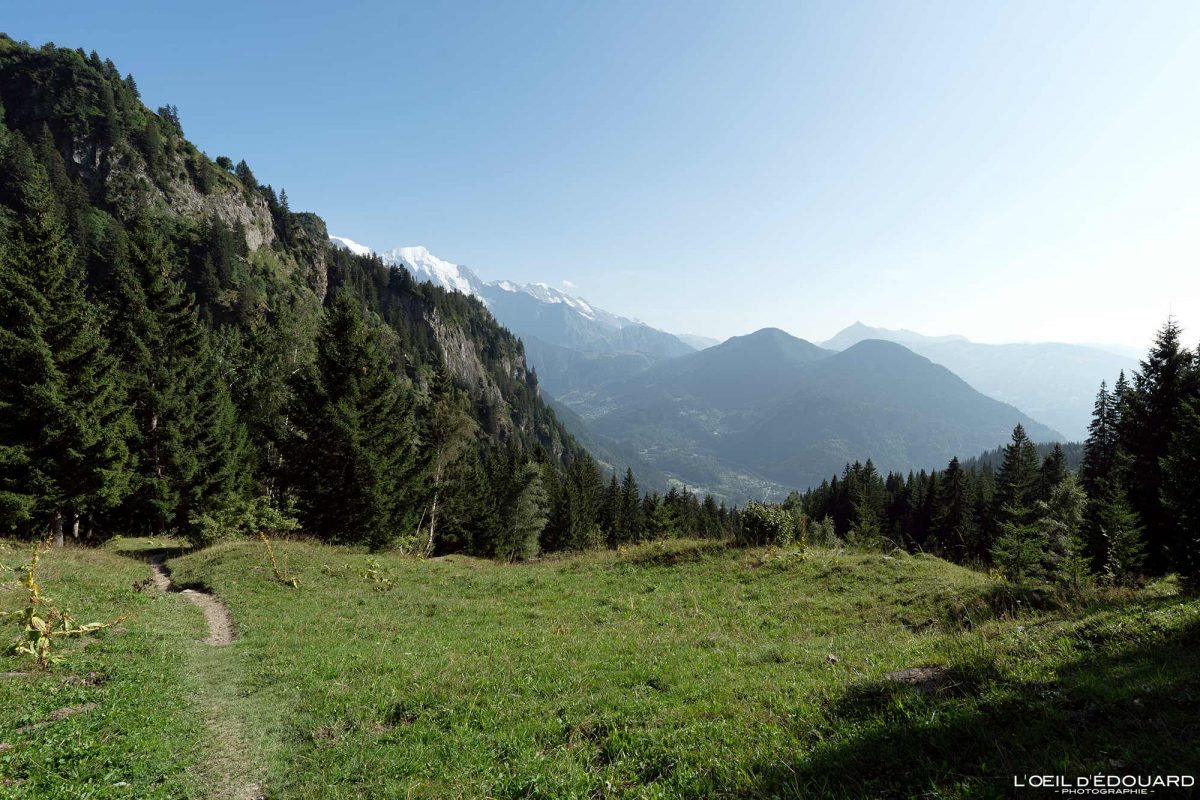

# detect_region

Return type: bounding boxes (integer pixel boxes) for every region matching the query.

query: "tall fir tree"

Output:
[286,291,419,549]
[1080,381,1119,496]
[495,461,548,562]
[101,216,250,535]
[933,457,975,561]
[618,467,643,544]
[993,424,1041,531]
[1161,362,1200,586]
[1119,319,1193,573]
[1037,444,1068,501]
[0,124,132,542]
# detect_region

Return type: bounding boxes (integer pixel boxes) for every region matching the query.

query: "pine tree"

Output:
[1120,319,1193,572]
[286,292,419,549]
[933,457,975,561]
[0,126,133,542]
[495,462,548,562]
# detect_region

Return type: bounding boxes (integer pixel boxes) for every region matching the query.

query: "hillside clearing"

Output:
[2,538,1197,798]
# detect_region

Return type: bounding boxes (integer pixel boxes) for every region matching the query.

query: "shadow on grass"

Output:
[728,615,1200,799]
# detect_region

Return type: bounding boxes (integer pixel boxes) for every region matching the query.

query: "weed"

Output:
[361,558,393,590]
[0,541,124,668]
[259,532,300,587]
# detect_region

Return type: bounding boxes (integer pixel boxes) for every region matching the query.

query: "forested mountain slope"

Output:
[0,34,590,553]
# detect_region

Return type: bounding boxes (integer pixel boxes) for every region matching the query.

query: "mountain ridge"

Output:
[568,329,1063,499]
[821,321,1138,438]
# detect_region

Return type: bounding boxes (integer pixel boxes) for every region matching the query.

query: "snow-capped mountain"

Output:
[380,245,488,299]
[328,235,372,257]
[329,237,697,394]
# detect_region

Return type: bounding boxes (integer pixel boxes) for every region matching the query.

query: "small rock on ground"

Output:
[883,666,950,695]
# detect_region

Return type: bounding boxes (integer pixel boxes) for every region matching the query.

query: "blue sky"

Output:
[8,1,1200,347]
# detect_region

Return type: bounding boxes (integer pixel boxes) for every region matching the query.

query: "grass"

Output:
[2,537,1197,798]
[0,539,206,798]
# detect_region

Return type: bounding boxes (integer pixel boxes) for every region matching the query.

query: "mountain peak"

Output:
[822,322,970,351]
[372,243,487,300]
[329,235,372,257]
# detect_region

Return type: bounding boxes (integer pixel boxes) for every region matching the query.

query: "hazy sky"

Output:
[10,1,1200,348]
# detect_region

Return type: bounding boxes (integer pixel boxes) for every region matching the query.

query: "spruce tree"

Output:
[1162,391,1200,587]
[0,126,132,542]
[600,473,620,546]
[495,462,548,562]
[933,457,975,561]
[286,291,419,548]
[993,424,1041,532]
[1037,444,1068,501]
[561,454,603,549]
[1120,319,1192,572]
[1033,474,1086,579]
[102,216,250,536]
[1080,381,1118,496]
[1097,483,1145,586]
[618,467,643,544]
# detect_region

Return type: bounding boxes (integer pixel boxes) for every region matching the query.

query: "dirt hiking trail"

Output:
[148,555,235,646]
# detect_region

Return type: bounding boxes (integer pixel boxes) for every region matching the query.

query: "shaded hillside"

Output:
[567,330,1061,499]
[823,322,1137,439]
[726,340,1063,488]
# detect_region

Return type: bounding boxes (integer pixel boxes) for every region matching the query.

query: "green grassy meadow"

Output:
[2,538,1197,798]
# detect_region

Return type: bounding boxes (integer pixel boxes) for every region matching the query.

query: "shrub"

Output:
[735,502,798,547]
[189,495,299,547]
[1,541,123,667]
[808,517,838,548]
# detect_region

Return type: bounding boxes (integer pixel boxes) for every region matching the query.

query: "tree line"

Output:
[795,320,1199,587]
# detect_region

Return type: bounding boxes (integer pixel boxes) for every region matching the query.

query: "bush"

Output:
[189,495,298,547]
[735,502,798,547]
[808,516,838,548]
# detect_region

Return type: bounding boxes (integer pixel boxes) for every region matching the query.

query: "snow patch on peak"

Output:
[330,235,373,257]
[515,282,598,319]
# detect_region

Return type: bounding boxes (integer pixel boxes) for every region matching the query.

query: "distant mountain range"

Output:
[820,322,1138,440]
[564,328,1062,499]
[330,237,1117,500]
[330,238,695,394]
